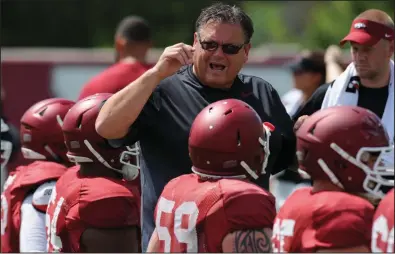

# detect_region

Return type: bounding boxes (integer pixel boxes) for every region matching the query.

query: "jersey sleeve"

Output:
[223,189,276,231]
[32,180,57,213]
[305,206,374,250]
[79,195,139,228]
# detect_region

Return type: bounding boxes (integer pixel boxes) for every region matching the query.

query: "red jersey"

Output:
[372,188,394,253]
[78,61,152,100]
[1,161,67,253]
[46,165,140,252]
[272,187,375,252]
[154,173,276,252]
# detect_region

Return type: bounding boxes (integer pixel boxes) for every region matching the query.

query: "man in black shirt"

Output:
[96,3,296,251]
[283,50,326,119]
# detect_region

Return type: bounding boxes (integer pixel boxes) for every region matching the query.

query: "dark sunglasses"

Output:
[197,33,246,55]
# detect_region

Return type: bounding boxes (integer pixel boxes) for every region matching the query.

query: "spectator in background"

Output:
[281,50,326,119]
[292,45,347,121]
[273,47,346,210]
[78,15,153,100]
[324,45,348,83]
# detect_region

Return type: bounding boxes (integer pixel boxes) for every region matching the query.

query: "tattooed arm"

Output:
[222,228,273,253]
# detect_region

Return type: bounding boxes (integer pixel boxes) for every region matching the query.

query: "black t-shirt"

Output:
[292,81,388,120]
[111,65,296,249]
[357,84,389,118]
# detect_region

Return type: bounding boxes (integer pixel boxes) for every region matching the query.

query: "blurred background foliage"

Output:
[1,0,394,49]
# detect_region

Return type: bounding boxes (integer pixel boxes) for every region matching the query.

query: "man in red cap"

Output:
[294,10,394,146]
[339,11,394,47]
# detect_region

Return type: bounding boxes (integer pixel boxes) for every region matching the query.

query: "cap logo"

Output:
[354,23,366,29]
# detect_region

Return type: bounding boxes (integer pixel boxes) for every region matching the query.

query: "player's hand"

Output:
[294,115,309,132]
[152,43,195,80]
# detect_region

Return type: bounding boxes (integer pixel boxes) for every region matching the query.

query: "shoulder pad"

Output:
[32,181,57,213]
[222,181,276,229]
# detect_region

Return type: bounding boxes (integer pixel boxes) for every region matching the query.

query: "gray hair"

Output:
[195,2,254,43]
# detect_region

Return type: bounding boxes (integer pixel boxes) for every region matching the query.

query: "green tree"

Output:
[1,0,239,48]
[302,1,394,49]
[242,1,394,49]
[242,1,292,46]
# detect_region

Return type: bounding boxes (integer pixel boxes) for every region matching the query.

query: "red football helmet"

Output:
[20,98,75,164]
[296,105,393,199]
[189,99,273,179]
[62,93,139,180]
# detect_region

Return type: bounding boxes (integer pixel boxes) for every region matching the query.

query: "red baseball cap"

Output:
[340,18,394,46]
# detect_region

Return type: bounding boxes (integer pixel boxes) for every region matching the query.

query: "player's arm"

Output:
[81,226,139,253]
[79,195,140,252]
[20,181,56,252]
[146,228,160,253]
[222,228,273,253]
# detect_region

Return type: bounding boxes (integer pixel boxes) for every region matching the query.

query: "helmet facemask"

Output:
[240,123,272,179]
[330,142,394,200]
[67,140,140,181]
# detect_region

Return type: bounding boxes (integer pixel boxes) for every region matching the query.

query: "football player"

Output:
[272,105,394,252]
[1,98,75,252]
[46,93,141,252]
[147,99,276,253]
[372,188,394,253]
